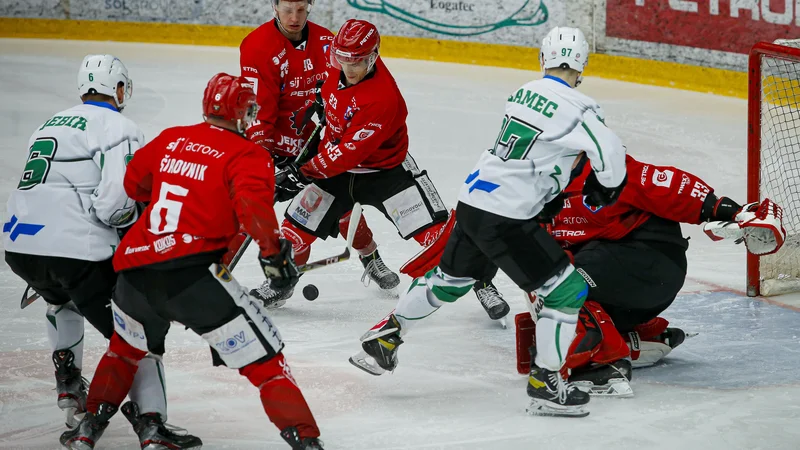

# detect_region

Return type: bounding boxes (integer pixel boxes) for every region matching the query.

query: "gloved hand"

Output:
[290,79,326,134]
[582,171,627,208]
[258,239,300,288]
[274,163,311,203]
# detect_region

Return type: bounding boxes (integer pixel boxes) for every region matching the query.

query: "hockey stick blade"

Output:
[20,285,41,309]
[298,248,351,273]
[346,202,363,250]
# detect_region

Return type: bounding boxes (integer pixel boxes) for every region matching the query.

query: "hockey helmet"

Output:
[330,19,380,72]
[540,27,589,85]
[77,54,133,110]
[202,73,259,134]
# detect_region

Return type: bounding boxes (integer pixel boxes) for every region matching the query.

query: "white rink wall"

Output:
[4,0,800,72]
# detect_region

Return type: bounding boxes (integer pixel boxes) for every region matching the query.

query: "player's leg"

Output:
[470,262,510,321]
[350,214,494,375]
[251,179,352,305]
[176,264,321,447]
[60,267,178,449]
[4,252,91,427]
[337,208,400,290]
[572,239,688,369]
[455,204,589,416]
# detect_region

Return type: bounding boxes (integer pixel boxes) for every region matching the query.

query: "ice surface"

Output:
[1,39,799,449]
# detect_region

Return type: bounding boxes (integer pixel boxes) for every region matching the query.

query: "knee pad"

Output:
[46,302,85,368]
[537,266,588,315]
[201,297,284,369]
[425,267,474,303]
[281,220,315,265]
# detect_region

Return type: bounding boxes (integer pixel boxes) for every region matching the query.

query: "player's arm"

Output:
[558,109,627,206]
[240,40,281,151]
[123,133,159,203]
[226,145,281,257]
[621,156,735,223]
[90,125,144,228]
[300,101,395,179]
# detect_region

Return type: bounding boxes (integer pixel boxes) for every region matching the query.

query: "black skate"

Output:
[527,364,590,417]
[570,359,633,398]
[121,401,203,449]
[250,277,297,308]
[349,314,403,376]
[280,426,324,449]
[360,249,400,290]
[59,402,117,449]
[473,280,510,322]
[53,349,88,428]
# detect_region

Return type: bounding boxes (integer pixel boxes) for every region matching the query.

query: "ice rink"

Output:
[1,39,800,449]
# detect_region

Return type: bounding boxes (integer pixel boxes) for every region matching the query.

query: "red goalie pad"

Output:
[515,301,630,375]
[400,209,456,278]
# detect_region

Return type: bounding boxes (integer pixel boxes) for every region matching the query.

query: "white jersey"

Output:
[458,76,627,220]
[4,102,144,261]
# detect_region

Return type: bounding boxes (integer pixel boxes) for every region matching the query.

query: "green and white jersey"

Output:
[458,76,627,220]
[4,102,144,261]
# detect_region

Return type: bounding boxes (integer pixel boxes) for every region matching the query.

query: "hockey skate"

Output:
[59,402,117,449]
[569,359,633,398]
[280,426,324,450]
[250,277,297,308]
[474,280,510,326]
[349,314,403,376]
[53,349,88,428]
[527,350,590,417]
[360,249,400,291]
[121,401,203,449]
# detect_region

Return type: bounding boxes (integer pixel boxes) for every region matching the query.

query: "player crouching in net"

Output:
[514,153,786,397]
[270,19,458,304]
[350,27,628,418]
[60,74,324,450]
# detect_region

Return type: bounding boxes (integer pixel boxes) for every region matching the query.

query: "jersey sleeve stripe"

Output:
[580,121,604,171]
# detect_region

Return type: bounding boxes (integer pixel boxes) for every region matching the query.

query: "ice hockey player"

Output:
[271,19,466,306]
[59,73,323,450]
[514,152,786,397]
[349,26,629,418]
[239,0,390,306]
[3,54,201,447]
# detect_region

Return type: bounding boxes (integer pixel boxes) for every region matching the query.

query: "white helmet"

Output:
[540,27,589,85]
[77,55,133,110]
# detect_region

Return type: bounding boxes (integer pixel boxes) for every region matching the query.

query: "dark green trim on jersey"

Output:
[581,122,604,171]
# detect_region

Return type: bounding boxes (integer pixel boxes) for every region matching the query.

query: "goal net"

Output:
[748,39,800,296]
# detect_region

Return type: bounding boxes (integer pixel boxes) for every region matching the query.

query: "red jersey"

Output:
[240,20,333,158]
[114,123,280,271]
[550,155,713,248]
[300,58,409,179]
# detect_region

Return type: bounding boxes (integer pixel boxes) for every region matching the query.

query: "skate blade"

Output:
[376,286,400,299]
[348,350,387,376]
[265,299,287,309]
[526,399,589,418]
[573,379,634,398]
[498,317,508,329]
[143,442,203,450]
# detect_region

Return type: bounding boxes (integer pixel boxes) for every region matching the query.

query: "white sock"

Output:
[534,307,578,371]
[129,354,168,420]
[46,302,85,369]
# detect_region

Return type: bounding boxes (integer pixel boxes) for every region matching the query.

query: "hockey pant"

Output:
[90,261,319,439]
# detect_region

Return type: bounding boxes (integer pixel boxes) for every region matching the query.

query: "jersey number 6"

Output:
[149,182,189,235]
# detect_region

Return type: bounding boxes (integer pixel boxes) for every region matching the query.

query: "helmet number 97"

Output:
[561,49,572,57]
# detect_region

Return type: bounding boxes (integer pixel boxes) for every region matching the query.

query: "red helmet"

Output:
[202,73,258,134]
[330,19,380,71]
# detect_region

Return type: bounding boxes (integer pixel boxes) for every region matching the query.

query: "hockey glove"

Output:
[582,171,627,208]
[274,163,311,203]
[703,198,786,255]
[700,194,742,222]
[290,79,326,134]
[259,239,300,288]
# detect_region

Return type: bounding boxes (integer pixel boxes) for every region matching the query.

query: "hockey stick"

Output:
[20,285,41,310]
[227,235,253,272]
[296,202,362,273]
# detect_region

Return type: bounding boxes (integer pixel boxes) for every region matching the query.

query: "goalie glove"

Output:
[703,198,786,256]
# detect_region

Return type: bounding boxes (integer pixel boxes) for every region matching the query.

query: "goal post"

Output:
[748,41,800,297]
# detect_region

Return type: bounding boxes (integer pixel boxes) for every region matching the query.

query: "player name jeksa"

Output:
[160,155,208,181]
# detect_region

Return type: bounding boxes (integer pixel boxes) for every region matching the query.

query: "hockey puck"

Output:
[302,284,319,301]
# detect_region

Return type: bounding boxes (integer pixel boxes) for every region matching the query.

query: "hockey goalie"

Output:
[515,152,786,397]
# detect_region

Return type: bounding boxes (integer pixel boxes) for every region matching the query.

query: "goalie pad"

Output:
[400,209,456,278]
[703,198,786,256]
[515,300,629,375]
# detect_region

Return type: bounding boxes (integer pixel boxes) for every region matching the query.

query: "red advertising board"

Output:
[607,0,800,54]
